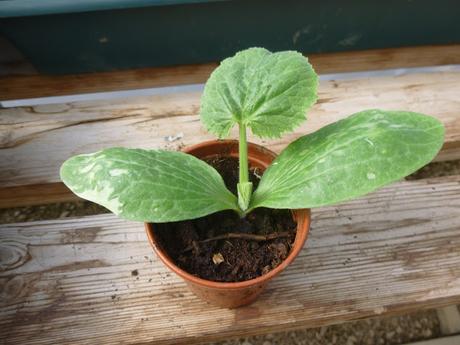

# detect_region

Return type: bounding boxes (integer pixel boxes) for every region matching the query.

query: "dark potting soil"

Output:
[154,156,297,282]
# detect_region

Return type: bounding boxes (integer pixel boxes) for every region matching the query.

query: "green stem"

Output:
[237,124,253,214]
[239,124,249,185]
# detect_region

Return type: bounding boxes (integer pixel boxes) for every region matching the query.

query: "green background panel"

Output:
[1,0,459,74]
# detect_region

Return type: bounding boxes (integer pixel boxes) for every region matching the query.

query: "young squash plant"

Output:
[61,48,444,223]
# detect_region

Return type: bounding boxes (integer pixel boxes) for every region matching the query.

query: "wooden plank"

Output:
[1,175,460,344]
[0,183,80,209]
[405,335,460,345]
[436,306,460,335]
[1,44,460,101]
[1,70,460,208]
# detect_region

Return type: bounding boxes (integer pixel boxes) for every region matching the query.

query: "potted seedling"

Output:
[61,48,444,308]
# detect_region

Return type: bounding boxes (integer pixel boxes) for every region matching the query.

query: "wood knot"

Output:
[0,275,32,305]
[0,240,30,272]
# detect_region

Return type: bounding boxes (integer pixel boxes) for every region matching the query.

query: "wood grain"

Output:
[1,44,460,101]
[0,183,80,209]
[1,70,460,208]
[1,175,460,344]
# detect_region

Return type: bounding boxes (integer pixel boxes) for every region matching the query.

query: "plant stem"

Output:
[237,124,253,213]
[239,124,249,185]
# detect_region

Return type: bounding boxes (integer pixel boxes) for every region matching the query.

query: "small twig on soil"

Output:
[182,231,292,252]
[253,167,262,179]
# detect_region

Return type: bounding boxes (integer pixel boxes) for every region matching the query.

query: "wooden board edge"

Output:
[404,334,460,345]
[193,298,460,345]
[1,44,460,101]
[0,182,80,209]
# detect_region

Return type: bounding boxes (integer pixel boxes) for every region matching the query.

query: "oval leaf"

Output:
[200,47,318,139]
[60,148,238,222]
[250,110,444,209]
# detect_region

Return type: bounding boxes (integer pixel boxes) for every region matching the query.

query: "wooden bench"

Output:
[1,44,460,344]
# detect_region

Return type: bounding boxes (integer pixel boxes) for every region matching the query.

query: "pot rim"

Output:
[144,139,311,290]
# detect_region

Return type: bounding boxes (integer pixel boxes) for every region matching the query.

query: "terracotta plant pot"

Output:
[145,140,311,308]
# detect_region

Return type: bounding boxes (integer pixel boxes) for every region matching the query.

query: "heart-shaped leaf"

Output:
[200,47,318,139]
[60,148,238,222]
[250,110,444,209]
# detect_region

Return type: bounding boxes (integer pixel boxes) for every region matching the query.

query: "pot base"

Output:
[185,281,266,308]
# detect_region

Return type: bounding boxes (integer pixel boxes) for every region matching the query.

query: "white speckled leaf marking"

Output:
[60,148,238,222]
[250,110,444,209]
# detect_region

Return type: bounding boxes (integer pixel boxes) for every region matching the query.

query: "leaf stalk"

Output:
[239,124,249,184]
[237,124,253,213]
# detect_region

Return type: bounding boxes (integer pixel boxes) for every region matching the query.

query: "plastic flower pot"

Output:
[145,140,311,308]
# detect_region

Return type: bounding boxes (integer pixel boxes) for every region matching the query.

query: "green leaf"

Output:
[60,148,238,222]
[200,47,318,139]
[250,110,444,209]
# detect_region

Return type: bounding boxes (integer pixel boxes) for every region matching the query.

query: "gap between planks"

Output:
[1,175,460,344]
[1,44,460,101]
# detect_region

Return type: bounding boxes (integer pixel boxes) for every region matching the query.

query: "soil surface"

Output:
[154,156,297,282]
